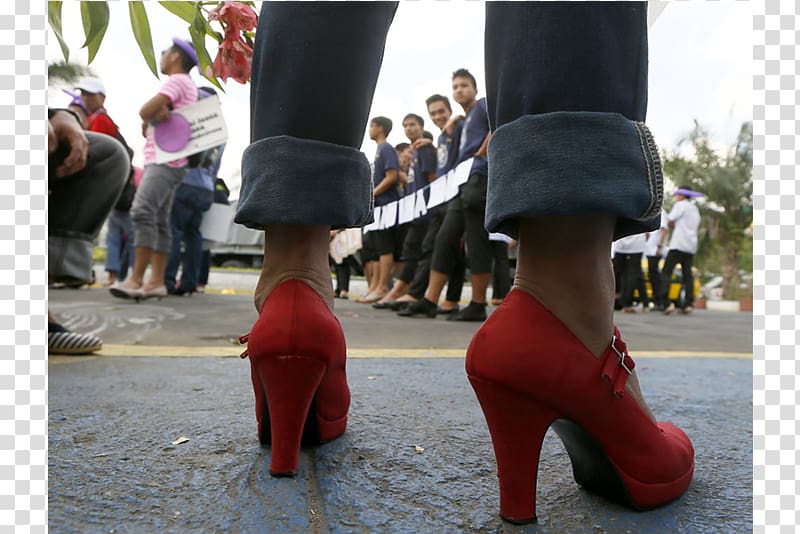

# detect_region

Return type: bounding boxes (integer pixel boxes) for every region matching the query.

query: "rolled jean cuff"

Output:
[486,112,663,240]
[235,135,373,229]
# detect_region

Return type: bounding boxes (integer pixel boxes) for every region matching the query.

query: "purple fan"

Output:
[154,113,191,153]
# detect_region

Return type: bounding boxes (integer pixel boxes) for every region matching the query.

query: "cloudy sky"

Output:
[47,1,752,199]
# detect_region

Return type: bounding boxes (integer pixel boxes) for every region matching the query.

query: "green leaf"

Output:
[159,1,197,25]
[189,25,223,92]
[47,2,70,63]
[80,1,110,64]
[160,1,221,43]
[128,2,159,79]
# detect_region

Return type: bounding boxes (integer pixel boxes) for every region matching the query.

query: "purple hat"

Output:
[62,89,89,115]
[172,37,198,67]
[673,187,703,198]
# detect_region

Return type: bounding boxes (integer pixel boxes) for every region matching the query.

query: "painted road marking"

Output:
[49,344,753,362]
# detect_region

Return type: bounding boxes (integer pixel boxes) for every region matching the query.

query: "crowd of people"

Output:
[48,37,229,354]
[329,67,703,323]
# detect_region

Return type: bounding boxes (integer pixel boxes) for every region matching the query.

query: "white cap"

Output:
[75,77,106,95]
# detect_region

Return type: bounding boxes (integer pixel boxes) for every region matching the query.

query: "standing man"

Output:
[657,187,702,314]
[401,69,493,321]
[357,116,399,303]
[395,94,466,314]
[111,38,199,300]
[374,114,437,307]
[613,232,650,313]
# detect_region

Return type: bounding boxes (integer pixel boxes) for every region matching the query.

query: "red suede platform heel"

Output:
[239,279,350,476]
[466,289,694,524]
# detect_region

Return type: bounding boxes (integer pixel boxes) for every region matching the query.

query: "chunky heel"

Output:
[258,355,327,476]
[468,376,560,524]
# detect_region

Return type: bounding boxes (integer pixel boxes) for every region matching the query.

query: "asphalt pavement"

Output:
[48,270,753,533]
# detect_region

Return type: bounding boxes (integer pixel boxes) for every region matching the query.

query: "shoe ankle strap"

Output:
[600,327,636,398]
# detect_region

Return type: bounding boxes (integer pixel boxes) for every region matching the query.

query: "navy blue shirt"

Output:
[373,141,400,207]
[437,119,464,176]
[457,97,489,176]
[407,144,437,196]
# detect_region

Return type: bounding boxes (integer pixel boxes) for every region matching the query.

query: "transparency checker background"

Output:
[0,0,785,531]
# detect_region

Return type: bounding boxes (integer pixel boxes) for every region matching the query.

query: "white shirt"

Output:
[644,210,669,257]
[613,232,647,254]
[667,199,701,254]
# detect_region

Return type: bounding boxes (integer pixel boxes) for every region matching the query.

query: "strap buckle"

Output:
[611,334,632,375]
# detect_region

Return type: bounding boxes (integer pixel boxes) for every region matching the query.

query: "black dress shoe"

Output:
[388,301,411,311]
[372,301,396,310]
[397,298,437,318]
[437,306,459,316]
[446,301,487,322]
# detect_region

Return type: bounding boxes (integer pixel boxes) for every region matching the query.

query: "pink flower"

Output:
[208,1,258,35]
[207,2,257,83]
[212,35,252,84]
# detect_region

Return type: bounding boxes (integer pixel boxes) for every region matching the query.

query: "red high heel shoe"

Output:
[239,279,350,476]
[466,289,694,524]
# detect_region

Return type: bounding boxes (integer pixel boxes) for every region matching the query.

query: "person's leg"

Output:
[405,207,443,301]
[679,251,695,311]
[104,211,123,284]
[142,165,185,292]
[658,250,679,310]
[633,253,650,309]
[238,2,398,313]
[238,3,398,476]
[467,3,691,522]
[119,212,135,281]
[198,249,211,289]
[443,251,466,309]
[621,254,639,310]
[647,255,662,309]
[49,132,129,286]
[425,199,466,304]
[179,188,214,292]
[125,164,176,289]
[491,240,511,303]
[165,185,191,292]
[380,218,426,302]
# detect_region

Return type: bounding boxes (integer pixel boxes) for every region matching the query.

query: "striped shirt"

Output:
[143,73,198,167]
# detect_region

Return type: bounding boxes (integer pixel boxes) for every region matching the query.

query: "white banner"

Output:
[360,158,510,241]
[153,95,228,165]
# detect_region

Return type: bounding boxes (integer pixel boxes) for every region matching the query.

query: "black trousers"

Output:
[492,241,512,300]
[616,252,648,307]
[646,255,662,304]
[408,205,466,302]
[659,249,695,307]
[398,218,427,284]
[431,175,493,276]
[334,255,358,294]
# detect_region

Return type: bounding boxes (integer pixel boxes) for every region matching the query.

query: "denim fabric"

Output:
[166,184,214,292]
[104,209,135,275]
[484,2,660,240]
[236,2,397,228]
[237,136,373,228]
[240,2,661,237]
[485,112,663,240]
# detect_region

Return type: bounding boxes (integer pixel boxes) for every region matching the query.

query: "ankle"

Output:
[255,224,333,312]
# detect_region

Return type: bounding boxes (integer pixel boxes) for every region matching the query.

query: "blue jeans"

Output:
[104,209,135,278]
[236,2,661,239]
[166,184,214,291]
